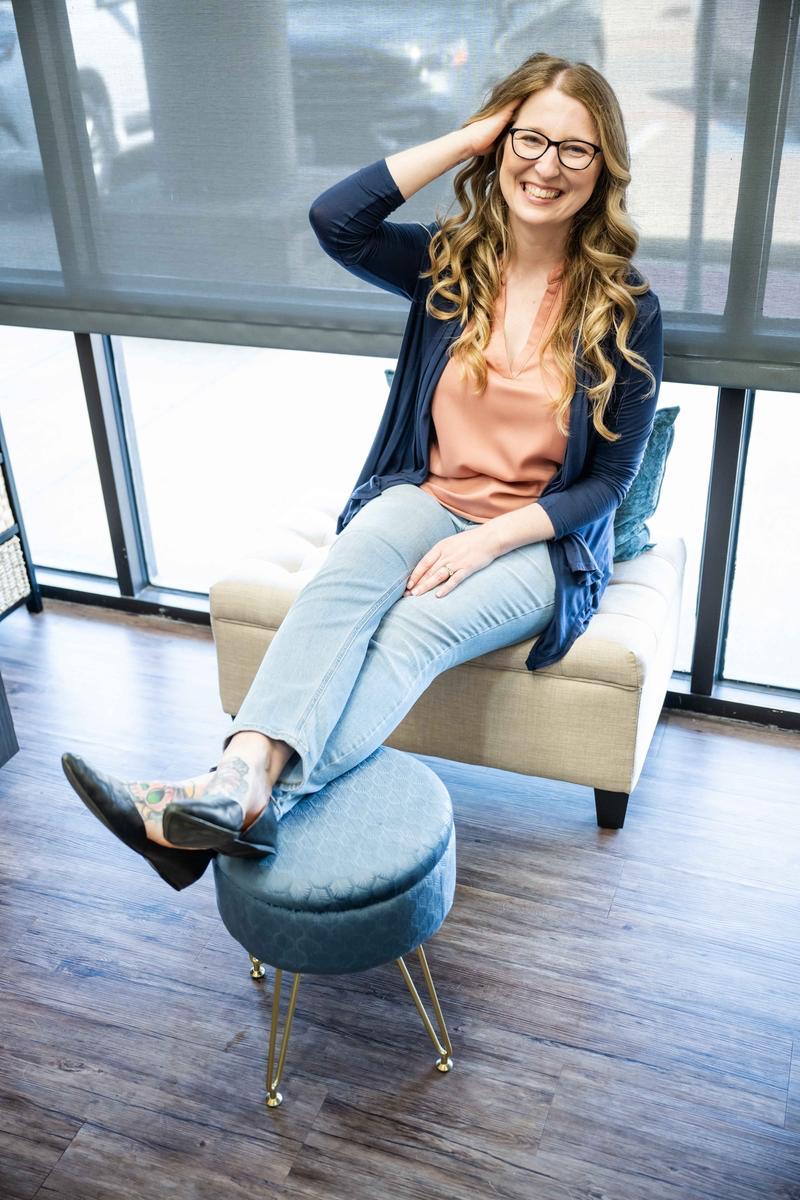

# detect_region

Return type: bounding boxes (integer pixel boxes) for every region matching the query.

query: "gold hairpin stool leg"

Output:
[248,953,266,980]
[264,968,302,1108]
[396,944,453,1072]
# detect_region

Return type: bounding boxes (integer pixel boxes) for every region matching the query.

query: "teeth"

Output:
[522,183,561,199]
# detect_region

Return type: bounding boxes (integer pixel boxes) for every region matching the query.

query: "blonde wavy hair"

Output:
[421,52,656,442]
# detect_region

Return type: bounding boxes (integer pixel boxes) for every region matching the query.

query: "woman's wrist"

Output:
[385,128,475,202]
[484,503,557,556]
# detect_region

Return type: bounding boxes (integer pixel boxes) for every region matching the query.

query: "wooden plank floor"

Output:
[0,598,798,1200]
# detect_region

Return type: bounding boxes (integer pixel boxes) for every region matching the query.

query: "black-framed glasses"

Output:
[507,127,602,171]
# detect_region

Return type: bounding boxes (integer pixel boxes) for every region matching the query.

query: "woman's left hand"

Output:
[404,525,502,599]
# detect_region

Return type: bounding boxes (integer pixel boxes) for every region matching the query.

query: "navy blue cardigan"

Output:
[308,157,664,671]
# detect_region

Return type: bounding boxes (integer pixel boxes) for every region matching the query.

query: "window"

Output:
[0,325,115,575]
[1,1,796,720]
[116,337,395,592]
[723,391,799,690]
[763,29,800,320]
[3,0,796,390]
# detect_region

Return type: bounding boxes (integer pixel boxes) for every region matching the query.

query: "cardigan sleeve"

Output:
[536,295,664,538]
[308,158,432,301]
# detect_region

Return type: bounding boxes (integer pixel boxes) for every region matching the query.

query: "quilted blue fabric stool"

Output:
[212,745,456,1107]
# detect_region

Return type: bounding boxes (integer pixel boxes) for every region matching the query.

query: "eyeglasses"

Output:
[507,127,602,171]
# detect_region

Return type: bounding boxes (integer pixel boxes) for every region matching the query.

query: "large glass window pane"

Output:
[723,391,799,691]
[604,1,757,317]
[763,24,800,321]
[117,337,395,592]
[3,0,777,363]
[0,326,115,575]
[647,383,717,674]
[0,1,60,270]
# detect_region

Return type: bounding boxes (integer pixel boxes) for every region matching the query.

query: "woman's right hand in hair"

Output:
[462,101,519,157]
[385,100,518,202]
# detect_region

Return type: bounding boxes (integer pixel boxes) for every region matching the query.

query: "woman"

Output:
[62,52,663,891]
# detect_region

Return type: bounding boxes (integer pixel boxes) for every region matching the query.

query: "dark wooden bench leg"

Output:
[594,789,629,829]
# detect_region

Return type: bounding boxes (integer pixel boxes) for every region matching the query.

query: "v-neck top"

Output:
[419,262,569,522]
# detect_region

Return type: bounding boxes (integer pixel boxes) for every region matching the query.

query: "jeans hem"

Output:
[222,723,309,761]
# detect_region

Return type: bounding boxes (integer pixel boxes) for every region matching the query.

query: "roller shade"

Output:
[0,0,798,387]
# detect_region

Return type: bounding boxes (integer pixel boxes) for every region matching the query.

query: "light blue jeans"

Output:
[224,483,556,819]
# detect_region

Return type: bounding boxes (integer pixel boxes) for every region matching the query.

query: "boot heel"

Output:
[162,798,279,860]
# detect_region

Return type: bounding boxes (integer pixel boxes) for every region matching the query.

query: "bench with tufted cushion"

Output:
[210,488,686,829]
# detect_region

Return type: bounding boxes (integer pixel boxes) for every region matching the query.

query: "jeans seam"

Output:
[316,596,557,778]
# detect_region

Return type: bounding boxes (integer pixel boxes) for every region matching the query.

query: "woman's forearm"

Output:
[385,129,475,201]
[484,502,557,556]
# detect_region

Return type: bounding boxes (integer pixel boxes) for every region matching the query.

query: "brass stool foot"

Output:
[265,968,302,1109]
[248,953,266,980]
[396,944,454,1072]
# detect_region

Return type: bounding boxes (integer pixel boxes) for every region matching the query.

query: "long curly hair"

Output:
[420,52,656,442]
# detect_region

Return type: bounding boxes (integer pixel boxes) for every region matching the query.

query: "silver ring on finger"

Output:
[442,562,454,578]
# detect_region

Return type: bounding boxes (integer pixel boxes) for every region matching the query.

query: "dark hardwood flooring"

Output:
[0,598,798,1200]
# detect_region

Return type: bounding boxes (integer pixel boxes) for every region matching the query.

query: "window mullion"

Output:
[690,385,753,694]
[74,332,148,596]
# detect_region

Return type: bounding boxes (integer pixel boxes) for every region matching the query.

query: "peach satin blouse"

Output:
[419,262,569,523]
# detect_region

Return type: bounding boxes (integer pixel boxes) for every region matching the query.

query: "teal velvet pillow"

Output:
[613,406,679,561]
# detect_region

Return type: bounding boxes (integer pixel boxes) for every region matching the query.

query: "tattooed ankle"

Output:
[128,757,254,833]
[211,756,251,803]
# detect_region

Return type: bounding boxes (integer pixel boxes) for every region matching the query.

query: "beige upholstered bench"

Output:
[210,488,686,830]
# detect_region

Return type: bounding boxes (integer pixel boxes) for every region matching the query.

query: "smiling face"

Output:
[498,85,604,249]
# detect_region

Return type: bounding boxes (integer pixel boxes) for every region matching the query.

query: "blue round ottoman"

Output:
[212,745,456,1107]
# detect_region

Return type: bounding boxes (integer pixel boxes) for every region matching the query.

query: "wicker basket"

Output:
[0,536,31,612]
